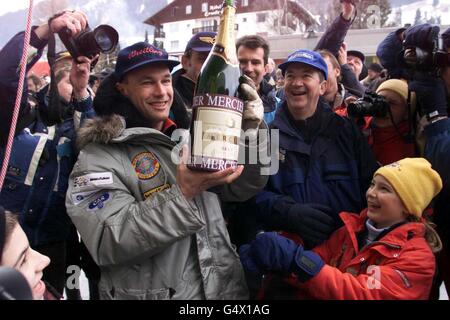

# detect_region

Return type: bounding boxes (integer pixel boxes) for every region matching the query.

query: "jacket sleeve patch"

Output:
[72,190,100,205]
[87,192,111,211]
[73,172,113,189]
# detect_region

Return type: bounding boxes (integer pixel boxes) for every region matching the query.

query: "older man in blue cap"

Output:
[247,49,378,251]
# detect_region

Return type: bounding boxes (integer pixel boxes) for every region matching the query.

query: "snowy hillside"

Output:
[0,0,169,48]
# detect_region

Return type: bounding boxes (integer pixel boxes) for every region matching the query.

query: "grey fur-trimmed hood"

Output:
[76,114,180,150]
[76,114,126,150]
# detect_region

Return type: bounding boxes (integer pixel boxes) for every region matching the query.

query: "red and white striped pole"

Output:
[0,0,34,192]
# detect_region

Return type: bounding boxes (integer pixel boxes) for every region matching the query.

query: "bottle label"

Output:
[190,93,243,171]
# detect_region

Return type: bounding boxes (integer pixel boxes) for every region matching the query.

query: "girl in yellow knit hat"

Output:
[240,157,442,299]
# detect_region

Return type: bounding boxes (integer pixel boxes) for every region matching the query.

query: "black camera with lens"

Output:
[399,25,449,75]
[348,92,390,118]
[58,24,119,61]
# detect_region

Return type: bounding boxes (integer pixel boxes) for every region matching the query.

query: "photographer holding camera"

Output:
[0,10,98,296]
[347,79,417,165]
[402,24,450,298]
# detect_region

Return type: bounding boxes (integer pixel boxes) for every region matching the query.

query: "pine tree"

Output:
[330,0,391,29]
[414,9,422,25]
[395,8,402,27]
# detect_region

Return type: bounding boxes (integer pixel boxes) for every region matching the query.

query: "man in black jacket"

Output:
[314,1,365,97]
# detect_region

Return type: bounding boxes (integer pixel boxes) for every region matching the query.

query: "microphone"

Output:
[0,267,33,300]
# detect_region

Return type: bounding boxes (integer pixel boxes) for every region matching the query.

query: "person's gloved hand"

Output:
[285,203,337,248]
[403,24,440,51]
[238,75,264,139]
[409,77,448,119]
[239,232,324,282]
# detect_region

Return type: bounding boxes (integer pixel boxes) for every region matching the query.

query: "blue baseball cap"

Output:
[185,31,216,52]
[115,42,179,80]
[279,50,328,80]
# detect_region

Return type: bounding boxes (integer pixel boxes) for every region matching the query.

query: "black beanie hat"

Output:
[368,63,383,73]
[0,206,6,261]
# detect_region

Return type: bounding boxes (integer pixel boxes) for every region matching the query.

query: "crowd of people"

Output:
[1,1,450,300]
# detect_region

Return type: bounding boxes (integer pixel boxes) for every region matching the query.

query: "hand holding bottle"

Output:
[188,0,244,172]
[239,75,264,138]
[177,145,244,200]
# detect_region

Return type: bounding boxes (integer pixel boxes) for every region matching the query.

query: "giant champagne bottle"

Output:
[188,0,243,172]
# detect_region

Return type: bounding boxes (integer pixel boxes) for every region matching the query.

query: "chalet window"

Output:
[242,0,249,7]
[257,13,266,23]
[169,23,179,32]
[243,17,247,22]
[186,5,192,15]
[171,40,179,51]
[202,20,214,27]
[202,2,208,12]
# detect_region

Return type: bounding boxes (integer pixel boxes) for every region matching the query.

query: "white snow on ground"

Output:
[440,283,449,300]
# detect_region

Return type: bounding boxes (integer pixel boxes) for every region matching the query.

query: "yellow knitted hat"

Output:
[376,79,416,110]
[374,158,442,218]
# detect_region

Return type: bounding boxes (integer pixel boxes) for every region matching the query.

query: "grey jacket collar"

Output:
[77,114,177,150]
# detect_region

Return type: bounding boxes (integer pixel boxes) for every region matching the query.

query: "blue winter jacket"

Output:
[254,100,378,227]
[0,30,94,246]
[424,117,450,249]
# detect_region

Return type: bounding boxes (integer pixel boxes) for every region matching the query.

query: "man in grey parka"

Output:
[65,42,268,300]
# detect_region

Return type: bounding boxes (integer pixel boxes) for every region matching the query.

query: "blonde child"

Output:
[240,158,442,299]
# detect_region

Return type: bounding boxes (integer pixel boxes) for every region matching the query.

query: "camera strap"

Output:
[404,89,416,144]
[44,30,63,125]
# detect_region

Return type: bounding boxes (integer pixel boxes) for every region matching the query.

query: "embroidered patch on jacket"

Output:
[7,166,22,177]
[132,152,160,180]
[72,190,98,205]
[143,183,171,199]
[88,192,111,211]
[73,172,113,189]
